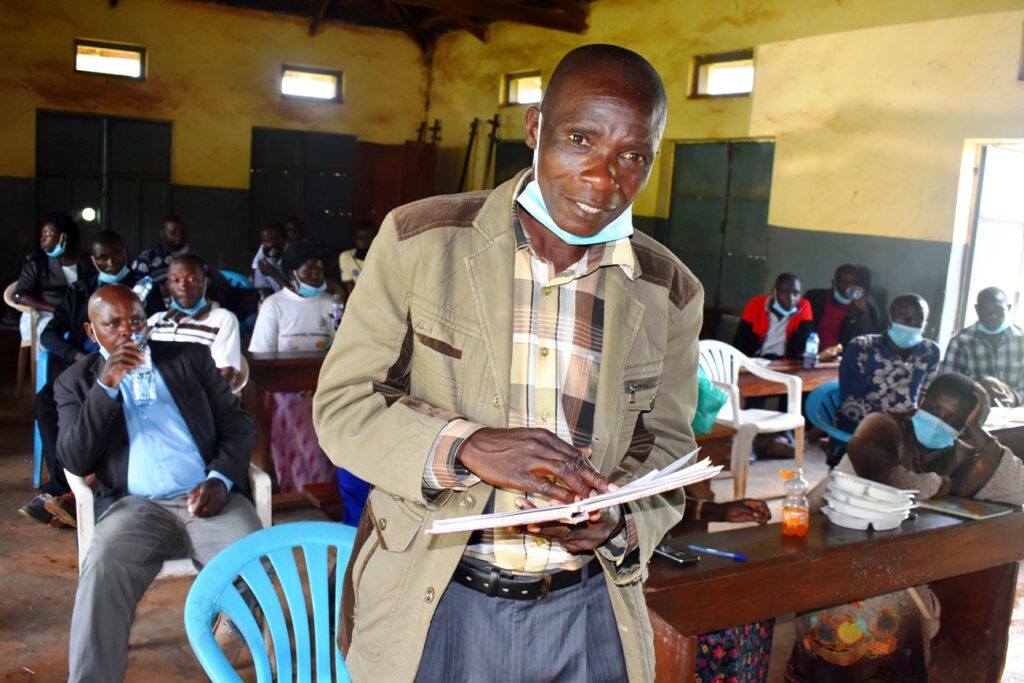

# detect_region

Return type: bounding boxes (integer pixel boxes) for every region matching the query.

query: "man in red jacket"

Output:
[734,272,814,360]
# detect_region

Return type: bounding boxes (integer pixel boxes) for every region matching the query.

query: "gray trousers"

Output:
[414,565,628,683]
[67,493,262,683]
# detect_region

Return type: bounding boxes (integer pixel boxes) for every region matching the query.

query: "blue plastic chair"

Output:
[32,349,48,488]
[219,270,254,289]
[184,522,355,682]
[804,380,853,443]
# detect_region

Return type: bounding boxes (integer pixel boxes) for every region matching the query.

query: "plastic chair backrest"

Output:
[184,522,354,683]
[230,355,249,396]
[698,339,742,386]
[219,270,254,289]
[804,380,853,443]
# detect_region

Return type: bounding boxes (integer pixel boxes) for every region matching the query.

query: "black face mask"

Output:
[265,246,282,259]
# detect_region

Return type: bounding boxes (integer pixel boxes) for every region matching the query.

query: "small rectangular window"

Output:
[281,65,343,102]
[504,71,543,106]
[74,40,145,79]
[692,50,755,97]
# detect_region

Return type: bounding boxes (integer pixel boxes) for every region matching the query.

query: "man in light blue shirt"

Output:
[55,285,262,682]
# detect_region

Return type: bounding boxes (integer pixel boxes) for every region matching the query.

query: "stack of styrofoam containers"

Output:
[822,470,916,531]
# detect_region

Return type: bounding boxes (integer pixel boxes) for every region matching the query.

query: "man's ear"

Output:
[84,322,97,344]
[525,106,540,150]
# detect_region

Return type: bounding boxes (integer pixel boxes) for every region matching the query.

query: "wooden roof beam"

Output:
[443,12,488,42]
[309,0,333,36]
[384,1,431,53]
[400,0,587,34]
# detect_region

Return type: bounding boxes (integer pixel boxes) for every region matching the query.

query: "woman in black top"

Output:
[14,212,95,314]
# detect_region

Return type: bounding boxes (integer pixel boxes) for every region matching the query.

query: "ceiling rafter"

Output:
[397,0,587,33]
[383,1,431,53]
[309,0,333,36]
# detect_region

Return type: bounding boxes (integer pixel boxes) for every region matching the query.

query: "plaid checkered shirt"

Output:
[422,173,639,573]
[941,322,1024,395]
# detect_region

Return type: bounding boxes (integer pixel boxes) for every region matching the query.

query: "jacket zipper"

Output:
[625,377,660,404]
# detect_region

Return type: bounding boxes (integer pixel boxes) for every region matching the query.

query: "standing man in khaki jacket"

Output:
[314,44,703,682]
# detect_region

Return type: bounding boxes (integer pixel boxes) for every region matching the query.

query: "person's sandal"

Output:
[43,493,77,528]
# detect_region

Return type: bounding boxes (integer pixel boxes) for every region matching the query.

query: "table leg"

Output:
[244,381,278,491]
[929,561,1019,682]
[650,607,697,681]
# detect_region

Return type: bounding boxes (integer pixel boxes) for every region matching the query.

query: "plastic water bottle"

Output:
[781,469,810,537]
[803,332,819,369]
[128,331,157,406]
[332,294,344,330]
[132,275,153,302]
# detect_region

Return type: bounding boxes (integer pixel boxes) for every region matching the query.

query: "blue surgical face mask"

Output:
[296,281,327,298]
[45,233,67,258]
[833,287,852,305]
[772,297,797,317]
[96,264,130,285]
[98,343,111,361]
[515,113,635,247]
[978,321,1009,335]
[911,409,959,450]
[888,322,924,349]
[171,296,208,316]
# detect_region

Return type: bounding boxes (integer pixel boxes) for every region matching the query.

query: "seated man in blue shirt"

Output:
[55,284,261,683]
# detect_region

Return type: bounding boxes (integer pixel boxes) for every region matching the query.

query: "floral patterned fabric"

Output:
[270,391,337,493]
[836,334,941,435]
[694,619,775,683]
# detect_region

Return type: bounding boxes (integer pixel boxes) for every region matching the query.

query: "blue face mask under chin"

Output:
[833,288,852,306]
[888,322,924,349]
[911,409,959,450]
[45,234,66,258]
[97,265,130,285]
[297,281,327,298]
[171,296,208,316]
[772,298,797,317]
[978,321,1010,335]
[515,113,635,247]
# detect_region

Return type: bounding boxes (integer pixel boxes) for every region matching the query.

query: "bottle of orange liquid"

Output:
[781,468,809,537]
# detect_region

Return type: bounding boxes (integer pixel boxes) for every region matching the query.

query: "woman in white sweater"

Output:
[249,243,337,491]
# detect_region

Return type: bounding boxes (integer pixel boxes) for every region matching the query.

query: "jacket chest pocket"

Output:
[620,360,664,412]
[408,298,481,412]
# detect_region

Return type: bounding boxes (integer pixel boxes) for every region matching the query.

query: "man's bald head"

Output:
[88,284,144,323]
[543,44,668,135]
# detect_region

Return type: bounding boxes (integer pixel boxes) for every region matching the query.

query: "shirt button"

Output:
[459,494,475,510]
[492,395,501,408]
[541,411,551,423]
[532,537,546,547]
[424,587,435,603]
[377,517,387,531]
[543,287,551,296]
[540,347,549,357]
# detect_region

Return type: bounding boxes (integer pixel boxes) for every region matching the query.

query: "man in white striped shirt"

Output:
[148,254,241,384]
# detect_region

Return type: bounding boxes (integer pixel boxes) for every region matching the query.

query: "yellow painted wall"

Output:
[0,0,427,188]
[751,10,1024,242]
[429,0,1024,221]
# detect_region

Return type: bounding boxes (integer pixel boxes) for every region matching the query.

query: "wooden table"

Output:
[738,359,839,398]
[244,350,327,490]
[645,510,1024,682]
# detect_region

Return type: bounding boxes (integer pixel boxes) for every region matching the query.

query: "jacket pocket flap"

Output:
[368,488,423,553]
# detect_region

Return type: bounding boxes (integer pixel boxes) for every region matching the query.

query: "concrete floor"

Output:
[1,329,1022,681]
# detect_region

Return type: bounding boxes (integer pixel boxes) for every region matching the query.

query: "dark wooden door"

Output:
[493,140,533,188]
[667,140,774,314]
[250,127,357,278]
[352,140,436,229]
[35,110,171,255]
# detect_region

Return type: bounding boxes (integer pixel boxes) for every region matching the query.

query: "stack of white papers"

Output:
[426,450,717,535]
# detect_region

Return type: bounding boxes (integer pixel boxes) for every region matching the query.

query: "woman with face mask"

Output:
[248,242,337,492]
[829,294,942,466]
[13,212,96,357]
[789,373,1023,682]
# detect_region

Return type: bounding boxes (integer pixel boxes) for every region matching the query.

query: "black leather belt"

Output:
[453,558,603,601]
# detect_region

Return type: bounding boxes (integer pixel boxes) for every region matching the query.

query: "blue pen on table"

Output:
[686,544,748,562]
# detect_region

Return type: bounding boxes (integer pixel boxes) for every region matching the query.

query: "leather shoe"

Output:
[18,496,54,525]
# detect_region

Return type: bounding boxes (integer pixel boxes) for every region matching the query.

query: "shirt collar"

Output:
[510,170,637,282]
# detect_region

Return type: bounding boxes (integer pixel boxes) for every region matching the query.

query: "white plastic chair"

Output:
[67,464,273,579]
[3,282,33,397]
[698,340,805,499]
